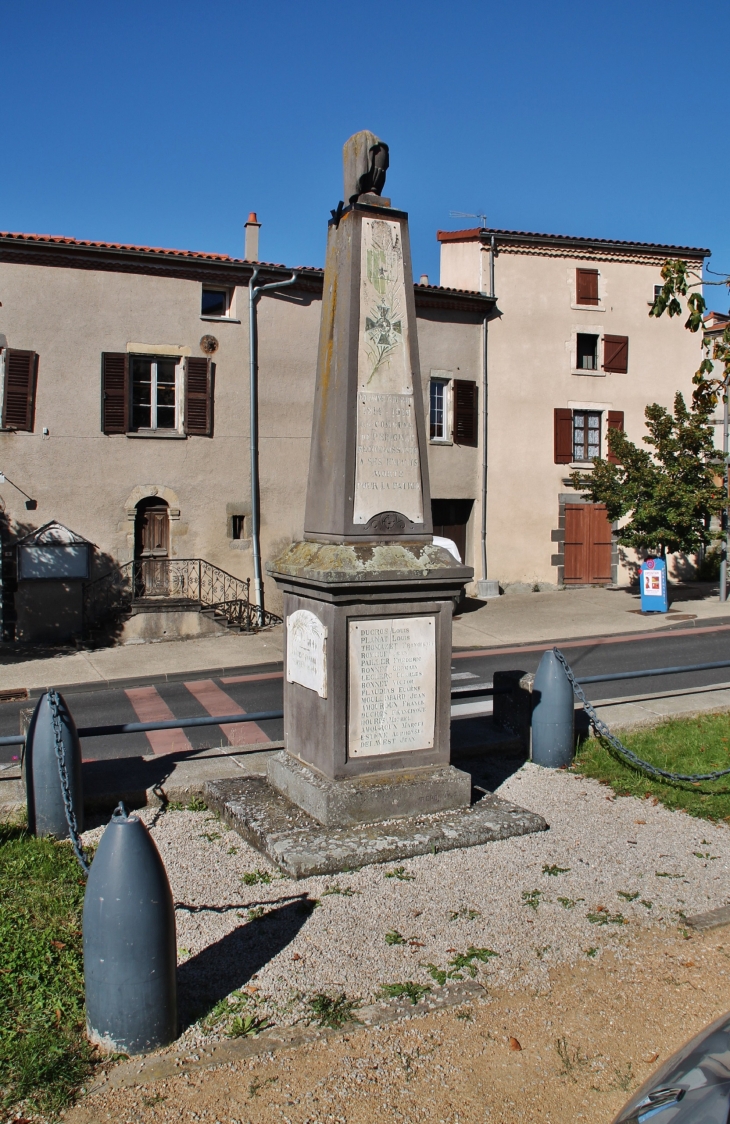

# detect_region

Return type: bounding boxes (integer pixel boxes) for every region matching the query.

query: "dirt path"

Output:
[69,924,730,1124]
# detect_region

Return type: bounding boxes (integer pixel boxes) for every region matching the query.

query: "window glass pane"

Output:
[155,360,177,429]
[430,381,445,439]
[201,289,228,317]
[131,358,152,429]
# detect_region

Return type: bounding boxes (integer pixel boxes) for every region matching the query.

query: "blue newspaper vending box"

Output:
[640,557,668,613]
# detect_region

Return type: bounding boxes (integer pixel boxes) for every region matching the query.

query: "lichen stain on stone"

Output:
[268,539,461,579]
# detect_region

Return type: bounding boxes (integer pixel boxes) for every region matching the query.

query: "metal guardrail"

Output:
[2,658,729,750]
[574,659,730,685]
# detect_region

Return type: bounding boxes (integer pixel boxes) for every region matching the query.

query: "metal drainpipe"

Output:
[721,378,729,602]
[248,266,298,623]
[480,314,489,583]
[477,236,498,599]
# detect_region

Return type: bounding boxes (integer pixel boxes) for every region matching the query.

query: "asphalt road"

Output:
[1,620,729,765]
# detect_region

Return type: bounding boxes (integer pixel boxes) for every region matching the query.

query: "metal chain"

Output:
[553,647,730,784]
[47,690,90,873]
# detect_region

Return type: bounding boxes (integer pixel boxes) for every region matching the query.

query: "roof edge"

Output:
[437,226,710,258]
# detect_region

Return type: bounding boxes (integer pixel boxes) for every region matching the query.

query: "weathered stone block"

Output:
[267,750,471,827]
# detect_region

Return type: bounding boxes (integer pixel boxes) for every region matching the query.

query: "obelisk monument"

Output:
[267,131,473,827]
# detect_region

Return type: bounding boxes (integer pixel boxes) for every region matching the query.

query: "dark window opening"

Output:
[201,289,228,317]
[130,356,179,431]
[231,515,246,539]
[431,498,474,565]
[576,334,598,370]
[654,284,663,301]
[573,410,601,462]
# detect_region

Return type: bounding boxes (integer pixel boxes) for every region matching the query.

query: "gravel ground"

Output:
[81,763,730,1044]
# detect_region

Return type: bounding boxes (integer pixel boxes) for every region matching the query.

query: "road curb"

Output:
[18,660,285,699]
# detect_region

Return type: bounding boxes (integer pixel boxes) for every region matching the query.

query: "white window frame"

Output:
[130,355,182,433]
[201,286,239,322]
[570,326,605,376]
[567,399,613,466]
[429,370,453,444]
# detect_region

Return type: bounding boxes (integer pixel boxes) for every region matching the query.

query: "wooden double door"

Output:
[134,499,170,596]
[564,503,613,584]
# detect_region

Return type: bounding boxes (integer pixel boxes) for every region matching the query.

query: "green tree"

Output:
[570,392,724,558]
[572,258,729,562]
[650,257,730,411]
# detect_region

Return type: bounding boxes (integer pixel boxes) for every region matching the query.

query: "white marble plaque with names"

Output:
[286,609,327,698]
[348,616,436,757]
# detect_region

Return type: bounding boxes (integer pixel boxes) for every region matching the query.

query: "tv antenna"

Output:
[450,210,488,229]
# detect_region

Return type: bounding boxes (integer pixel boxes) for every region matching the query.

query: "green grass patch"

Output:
[0,822,97,1118]
[572,713,730,820]
[380,982,430,1005]
[307,993,359,1028]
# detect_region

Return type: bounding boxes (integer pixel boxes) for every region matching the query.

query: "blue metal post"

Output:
[84,804,177,1054]
[25,691,84,838]
[531,650,575,768]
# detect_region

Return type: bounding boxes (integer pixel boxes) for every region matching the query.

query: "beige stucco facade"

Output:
[0,234,485,633]
[0,221,710,641]
[439,229,708,587]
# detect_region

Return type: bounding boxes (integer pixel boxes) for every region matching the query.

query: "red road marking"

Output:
[125,686,195,756]
[221,671,284,685]
[185,679,270,745]
[452,622,730,661]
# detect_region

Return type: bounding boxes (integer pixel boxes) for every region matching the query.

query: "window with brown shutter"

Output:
[101,352,129,434]
[1,349,38,431]
[184,357,214,436]
[554,407,573,463]
[606,410,624,463]
[452,379,477,447]
[603,335,629,373]
[576,268,599,306]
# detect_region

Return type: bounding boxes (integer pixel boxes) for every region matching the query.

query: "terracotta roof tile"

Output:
[436,226,710,256]
[0,230,323,272]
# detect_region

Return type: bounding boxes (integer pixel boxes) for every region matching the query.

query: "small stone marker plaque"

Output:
[287,609,327,698]
[348,616,436,757]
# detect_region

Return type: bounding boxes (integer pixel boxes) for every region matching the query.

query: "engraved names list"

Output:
[348,616,436,757]
[353,393,423,525]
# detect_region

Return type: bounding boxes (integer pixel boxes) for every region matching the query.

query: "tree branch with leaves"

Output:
[571,393,724,558]
[650,257,730,411]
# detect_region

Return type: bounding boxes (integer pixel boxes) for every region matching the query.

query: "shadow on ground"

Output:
[176,897,312,1028]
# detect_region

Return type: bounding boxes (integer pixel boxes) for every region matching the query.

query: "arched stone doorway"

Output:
[134,497,170,596]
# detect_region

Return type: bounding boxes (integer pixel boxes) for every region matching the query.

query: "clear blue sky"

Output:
[1,1,727,305]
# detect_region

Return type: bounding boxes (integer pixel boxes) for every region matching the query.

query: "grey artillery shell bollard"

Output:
[25,690,84,838]
[531,650,575,768]
[84,804,177,1054]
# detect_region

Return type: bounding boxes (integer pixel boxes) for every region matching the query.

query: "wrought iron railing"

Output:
[82,559,281,634]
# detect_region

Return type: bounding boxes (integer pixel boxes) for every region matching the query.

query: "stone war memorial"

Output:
[206,132,545,875]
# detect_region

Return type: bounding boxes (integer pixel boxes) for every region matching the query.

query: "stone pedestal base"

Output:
[267,750,471,828]
[204,775,547,879]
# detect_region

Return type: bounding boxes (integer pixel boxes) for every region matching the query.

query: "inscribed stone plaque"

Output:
[353,217,423,525]
[348,616,436,757]
[287,610,327,698]
[353,392,423,524]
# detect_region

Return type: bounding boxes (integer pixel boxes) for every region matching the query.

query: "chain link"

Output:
[553,647,730,784]
[47,690,90,873]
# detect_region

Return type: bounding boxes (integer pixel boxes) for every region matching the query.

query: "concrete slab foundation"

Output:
[266,750,471,827]
[204,775,547,878]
